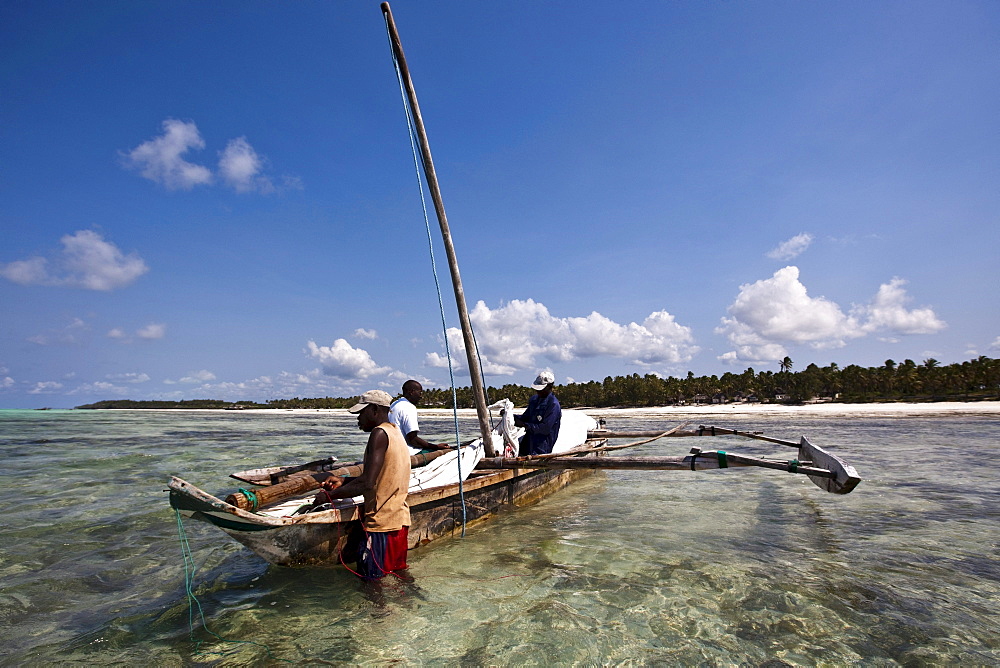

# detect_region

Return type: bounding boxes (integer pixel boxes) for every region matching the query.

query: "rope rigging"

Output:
[384,18,471,535]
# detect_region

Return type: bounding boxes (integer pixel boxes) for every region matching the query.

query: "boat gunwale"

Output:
[168,442,607,529]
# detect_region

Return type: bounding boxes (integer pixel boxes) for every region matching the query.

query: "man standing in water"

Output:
[514,370,562,456]
[389,379,451,454]
[318,389,411,580]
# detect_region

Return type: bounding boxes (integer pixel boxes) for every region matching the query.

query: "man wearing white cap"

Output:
[317,389,411,580]
[514,370,562,456]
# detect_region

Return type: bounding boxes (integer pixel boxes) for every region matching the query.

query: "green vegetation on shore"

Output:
[75,356,1000,410]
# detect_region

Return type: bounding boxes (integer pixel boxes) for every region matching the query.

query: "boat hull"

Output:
[170,465,595,567]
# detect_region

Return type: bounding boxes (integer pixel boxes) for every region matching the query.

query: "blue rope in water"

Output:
[385,19,468,536]
[173,509,291,662]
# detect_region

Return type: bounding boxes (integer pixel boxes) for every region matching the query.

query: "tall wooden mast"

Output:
[381,2,496,456]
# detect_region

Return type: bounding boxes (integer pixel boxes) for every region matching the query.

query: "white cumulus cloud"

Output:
[717,266,946,364]
[854,278,946,335]
[425,299,698,376]
[218,137,274,193]
[307,339,392,380]
[28,381,63,394]
[766,233,814,260]
[1,230,149,291]
[121,119,213,190]
[122,119,296,194]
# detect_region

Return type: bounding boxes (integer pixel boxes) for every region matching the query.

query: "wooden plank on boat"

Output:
[230,456,348,486]
[225,448,453,510]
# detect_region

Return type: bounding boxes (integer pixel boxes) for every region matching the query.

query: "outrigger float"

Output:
[168,3,860,568]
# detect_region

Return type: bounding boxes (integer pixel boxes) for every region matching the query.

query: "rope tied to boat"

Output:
[236,487,259,512]
[173,509,291,662]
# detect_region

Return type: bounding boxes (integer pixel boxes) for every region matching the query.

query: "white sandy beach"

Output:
[396,401,1000,418]
[143,401,1000,418]
[578,401,1000,418]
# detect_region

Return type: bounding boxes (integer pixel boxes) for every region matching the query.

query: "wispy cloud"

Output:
[28,381,63,395]
[106,372,151,384]
[766,233,813,261]
[136,323,166,340]
[353,328,378,340]
[107,323,166,343]
[156,369,357,403]
[179,370,216,384]
[1,230,148,291]
[67,381,130,397]
[425,299,698,376]
[27,317,89,346]
[163,370,217,386]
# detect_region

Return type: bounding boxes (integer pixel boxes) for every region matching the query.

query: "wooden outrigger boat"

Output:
[167,3,860,568]
[167,414,858,566]
[169,408,604,566]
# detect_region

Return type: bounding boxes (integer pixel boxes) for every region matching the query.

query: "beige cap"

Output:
[348,389,394,413]
[530,370,555,390]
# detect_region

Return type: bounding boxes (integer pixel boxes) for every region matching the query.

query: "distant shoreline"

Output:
[573,400,1000,417]
[30,400,999,417]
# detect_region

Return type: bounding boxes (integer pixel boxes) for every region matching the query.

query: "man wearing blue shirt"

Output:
[514,371,561,456]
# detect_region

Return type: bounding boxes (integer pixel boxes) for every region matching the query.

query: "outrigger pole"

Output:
[381,2,496,456]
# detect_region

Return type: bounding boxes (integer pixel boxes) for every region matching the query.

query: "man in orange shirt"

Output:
[319,389,411,580]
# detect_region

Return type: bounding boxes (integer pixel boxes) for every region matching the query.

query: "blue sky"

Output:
[2,0,998,409]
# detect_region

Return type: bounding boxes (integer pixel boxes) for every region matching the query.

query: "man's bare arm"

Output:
[321,427,389,497]
[404,430,452,451]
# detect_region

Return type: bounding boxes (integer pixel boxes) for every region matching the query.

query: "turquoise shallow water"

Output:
[0,407,998,665]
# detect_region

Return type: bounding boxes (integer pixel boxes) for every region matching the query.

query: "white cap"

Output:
[530,371,555,390]
[348,389,394,413]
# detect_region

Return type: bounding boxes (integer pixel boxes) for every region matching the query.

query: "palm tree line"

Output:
[408,355,1000,409]
[76,356,1000,410]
